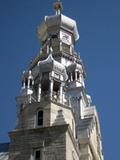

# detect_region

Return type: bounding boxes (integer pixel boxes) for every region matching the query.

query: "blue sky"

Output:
[0,0,120,159]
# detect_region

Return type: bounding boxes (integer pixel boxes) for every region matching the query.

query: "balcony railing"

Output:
[41,91,71,107]
[16,91,71,107]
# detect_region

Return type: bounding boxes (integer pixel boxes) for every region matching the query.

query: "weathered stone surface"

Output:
[9,125,79,160]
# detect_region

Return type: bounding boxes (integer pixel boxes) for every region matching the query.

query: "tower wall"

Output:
[66,131,79,160]
[9,126,66,160]
[9,125,79,160]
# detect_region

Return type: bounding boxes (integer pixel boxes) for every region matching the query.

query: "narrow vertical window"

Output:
[37,111,43,126]
[34,149,41,160]
[77,71,80,80]
[30,79,33,87]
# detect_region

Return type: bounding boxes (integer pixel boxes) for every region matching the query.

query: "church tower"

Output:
[8,1,104,160]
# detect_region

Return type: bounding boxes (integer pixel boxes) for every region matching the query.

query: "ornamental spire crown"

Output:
[37,1,79,56]
[53,0,63,15]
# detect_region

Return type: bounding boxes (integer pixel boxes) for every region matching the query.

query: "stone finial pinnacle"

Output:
[53,0,63,15]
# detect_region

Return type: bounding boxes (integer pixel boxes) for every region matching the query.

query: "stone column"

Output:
[23,79,25,89]
[27,78,30,89]
[50,79,54,100]
[80,96,84,119]
[47,44,49,54]
[60,83,63,104]
[71,73,73,81]
[79,74,82,85]
[75,70,77,81]
[60,41,62,52]
[70,45,73,55]
[38,83,41,102]
[80,74,85,87]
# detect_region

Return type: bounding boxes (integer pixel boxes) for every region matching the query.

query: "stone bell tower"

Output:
[8,1,104,160]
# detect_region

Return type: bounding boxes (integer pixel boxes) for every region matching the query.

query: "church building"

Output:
[0,1,104,160]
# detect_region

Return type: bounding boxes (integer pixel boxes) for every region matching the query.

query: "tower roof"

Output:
[67,63,82,73]
[38,54,68,80]
[38,14,79,43]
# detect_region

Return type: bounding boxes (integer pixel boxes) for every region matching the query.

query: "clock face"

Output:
[60,31,72,45]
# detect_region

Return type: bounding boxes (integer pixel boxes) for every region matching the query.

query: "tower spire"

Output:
[53,0,63,15]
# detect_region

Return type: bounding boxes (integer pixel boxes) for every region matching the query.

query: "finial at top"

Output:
[53,0,63,15]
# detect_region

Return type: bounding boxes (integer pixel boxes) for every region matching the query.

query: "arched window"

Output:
[34,149,41,160]
[37,111,43,126]
[30,79,33,87]
[72,72,75,81]
[77,71,80,80]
